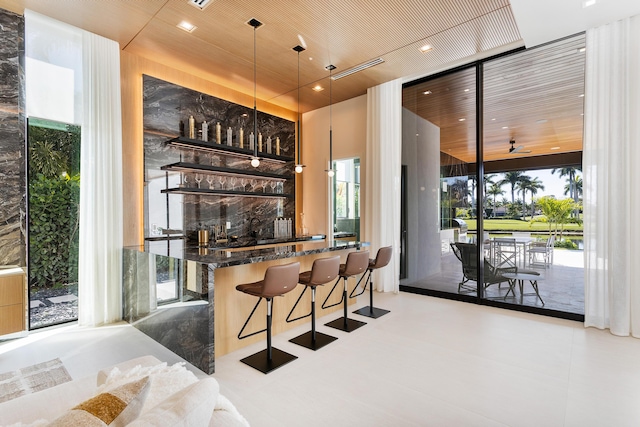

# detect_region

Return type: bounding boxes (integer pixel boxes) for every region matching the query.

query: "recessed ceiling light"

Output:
[309,57,313,61]
[491,118,496,121]
[177,21,197,32]
[577,47,586,53]
[536,119,548,124]
[464,89,470,92]
[458,118,466,122]
[423,90,432,95]
[502,126,509,129]
[312,85,324,92]
[583,0,596,8]
[550,146,560,150]
[579,94,584,97]
[419,44,433,53]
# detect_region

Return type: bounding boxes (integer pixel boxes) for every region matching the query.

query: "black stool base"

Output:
[353,306,390,318]
[325,317,366,332]
[289,331,338,350]
[240,347,297,374]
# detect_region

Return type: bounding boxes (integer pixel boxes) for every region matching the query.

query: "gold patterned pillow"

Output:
[48,376,150,426]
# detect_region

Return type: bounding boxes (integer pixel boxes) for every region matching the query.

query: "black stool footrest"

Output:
[289,330,338,350]
[325,316,366,332]
[240,347,298,374]
[353,306,390,319]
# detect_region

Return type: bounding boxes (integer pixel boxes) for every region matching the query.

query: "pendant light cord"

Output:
[253,25,258,159]
[329,67,333,169]
[297,50,301,165]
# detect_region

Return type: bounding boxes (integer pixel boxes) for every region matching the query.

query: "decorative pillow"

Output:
[48,377,150,427]
[97,362,199,415]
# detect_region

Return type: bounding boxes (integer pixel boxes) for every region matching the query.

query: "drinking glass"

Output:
[194,173,202,189]
[206,175,214,189]
[269,181,277,193]
[240,178,247,191]
[218,175,226,190]
[229,177,237,191]
[261,180,268,193]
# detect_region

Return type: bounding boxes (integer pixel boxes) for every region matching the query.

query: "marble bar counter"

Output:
[123,239,367,374]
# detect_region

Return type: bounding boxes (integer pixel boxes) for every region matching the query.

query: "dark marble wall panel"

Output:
[142,75,296,244]
[0,8,25,266]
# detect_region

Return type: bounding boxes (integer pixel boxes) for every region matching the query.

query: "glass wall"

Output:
[400,66,477,297]
[333,158,361,241]
[27,118,80,328]
[401,34,585,318]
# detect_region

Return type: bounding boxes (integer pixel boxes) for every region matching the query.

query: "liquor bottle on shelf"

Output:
[188,116,195,139]
[201,121,208,142]
[227,127,233,146]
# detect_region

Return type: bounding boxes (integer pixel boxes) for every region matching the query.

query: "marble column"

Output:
[0,8,26,267]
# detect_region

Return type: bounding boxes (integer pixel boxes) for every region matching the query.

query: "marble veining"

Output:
[0,8,25,266]
[143,75,296,245]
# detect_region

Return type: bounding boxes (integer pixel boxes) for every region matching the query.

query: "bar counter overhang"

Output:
[123,239,367,374]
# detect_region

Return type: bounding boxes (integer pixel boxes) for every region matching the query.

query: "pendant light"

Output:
[248,18,262,168]
[293,45,305,174]
[325,64,336,177]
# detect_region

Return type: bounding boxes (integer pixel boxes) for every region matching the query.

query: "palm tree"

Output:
[552,167,582,217]
[483,173,497,204]
[499,171,526,204]
[564,176,583,200]
[516,175,532,219]
[525,177,545,218]
[487,183,505,215]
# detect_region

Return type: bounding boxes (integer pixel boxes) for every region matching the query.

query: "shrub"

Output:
[28,173,80,288]
[554,239,578,250]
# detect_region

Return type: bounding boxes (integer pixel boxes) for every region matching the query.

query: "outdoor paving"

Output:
[402,248,585,315]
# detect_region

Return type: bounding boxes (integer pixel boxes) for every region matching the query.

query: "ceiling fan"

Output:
[509,139,531,154]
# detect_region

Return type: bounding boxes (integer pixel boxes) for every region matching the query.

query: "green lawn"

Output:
[463,218,583,233]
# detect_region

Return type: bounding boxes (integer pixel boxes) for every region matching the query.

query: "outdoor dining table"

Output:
[489,237,535,267]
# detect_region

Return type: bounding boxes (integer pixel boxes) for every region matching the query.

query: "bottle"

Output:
[188,116,195,139]
[276,137,280,155]
[266,136,272,154]
[258,132,263,152]
[239,128,244,148]
[249,132,254,150]
[274,218,279,238]
[216,122,222,144]
[201,121,208,142]
[227,127,232,146]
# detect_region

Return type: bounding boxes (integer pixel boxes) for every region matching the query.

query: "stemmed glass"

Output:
[194,173,202,189]
[269,181,277,193]
[206,175,214,190]
[276,182,283,194]
[217,175,226,190]
[240,178,247,192]
[183,174,189,188]
[229,177,237,191]
[250,179,258,192]
[261,180,268,193]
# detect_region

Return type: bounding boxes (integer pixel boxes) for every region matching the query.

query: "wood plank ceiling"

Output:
[0,0,585,162]
[403,33,585,164]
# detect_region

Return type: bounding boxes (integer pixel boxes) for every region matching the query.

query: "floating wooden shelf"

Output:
[161,162,291,181]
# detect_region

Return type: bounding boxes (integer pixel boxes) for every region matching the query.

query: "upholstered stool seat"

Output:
[236,262,300,374]
[286,255,341,350]
[322,250,369,332]
[350,246,393,318]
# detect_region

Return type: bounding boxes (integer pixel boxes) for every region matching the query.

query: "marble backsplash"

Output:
[143,75,296,244]
[0,8,25,266]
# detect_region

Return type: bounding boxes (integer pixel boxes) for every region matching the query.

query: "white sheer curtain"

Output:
[584,14,640,337]
[365,79,402,293]
[77,31,123,326]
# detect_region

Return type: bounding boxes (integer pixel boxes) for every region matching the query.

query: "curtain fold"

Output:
[365,79,402,293]
[584,14,640,337]
[77,31,123,326]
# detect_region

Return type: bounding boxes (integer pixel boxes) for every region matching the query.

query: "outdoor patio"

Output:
[404,248,585,315]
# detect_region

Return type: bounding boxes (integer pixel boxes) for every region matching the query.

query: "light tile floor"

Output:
[2,291,640,426]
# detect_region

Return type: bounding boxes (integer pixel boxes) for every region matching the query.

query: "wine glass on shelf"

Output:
[217,175,226,190]
[183,174,189,188]
[261,180,268,193]
[229,177,237,191]
[250,179,258,192]
[206,175,214,190]
[269,180,277,193]
[194,173,202,189]
[240,178,247,192]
